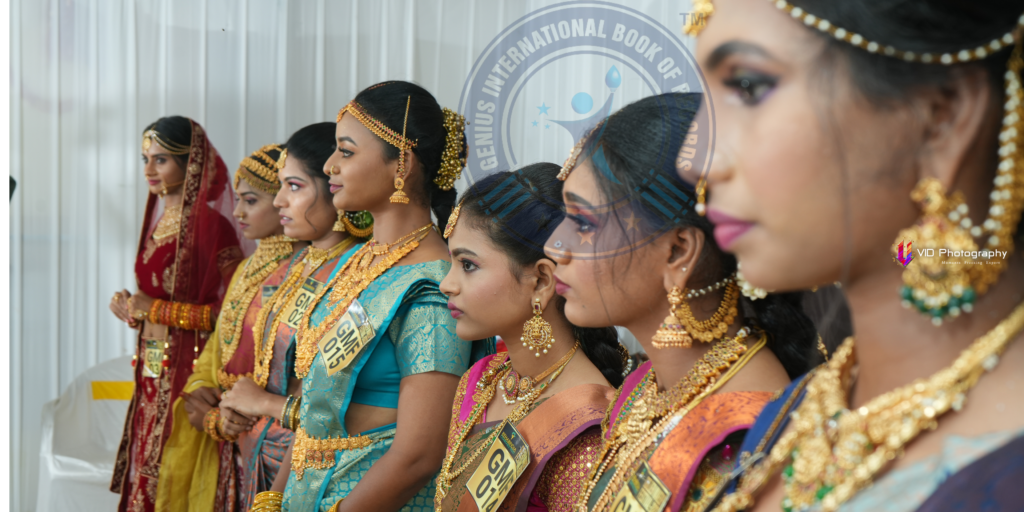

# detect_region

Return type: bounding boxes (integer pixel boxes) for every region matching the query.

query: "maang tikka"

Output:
[522,298,555,357]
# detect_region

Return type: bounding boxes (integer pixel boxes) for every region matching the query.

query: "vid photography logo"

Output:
[458,1,715,260]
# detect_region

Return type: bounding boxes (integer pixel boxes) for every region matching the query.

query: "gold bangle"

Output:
[252,491,283,512]
[327,498,344,512]
[288,398,301,432]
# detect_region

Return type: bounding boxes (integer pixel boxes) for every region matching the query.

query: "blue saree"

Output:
[283,256,490,512]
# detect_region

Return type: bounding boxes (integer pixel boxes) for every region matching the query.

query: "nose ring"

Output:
[554,240,563,248]
[326,165,339,176]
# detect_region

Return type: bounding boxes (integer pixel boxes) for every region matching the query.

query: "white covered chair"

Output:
[36,355,134,512]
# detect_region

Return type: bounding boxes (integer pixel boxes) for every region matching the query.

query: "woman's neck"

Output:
[161,191,183,208]
[310,230,348,250]
[499,310,577,378]
[630,288,739,391]
[844,253,1024,407]
[367,203,434,244]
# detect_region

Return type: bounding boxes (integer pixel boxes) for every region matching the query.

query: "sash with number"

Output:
[449,383,613,512]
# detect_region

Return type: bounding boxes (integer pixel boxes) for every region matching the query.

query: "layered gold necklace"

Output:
[293,223,434,378]
[251,239,354,387]
[217,235,296,370]
[579,328,764,512]
[715,300,1024,512]
[152,204,183,241]
[435,343,579,507]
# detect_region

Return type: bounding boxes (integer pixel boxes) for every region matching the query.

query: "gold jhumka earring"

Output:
[652,286,692,349]
[522,298,555,357]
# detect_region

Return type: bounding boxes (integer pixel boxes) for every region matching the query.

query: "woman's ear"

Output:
[912,67,992,191]
[533,258,558,310]
[662,226,702,293]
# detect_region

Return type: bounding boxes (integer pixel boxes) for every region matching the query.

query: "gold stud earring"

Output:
[522,298,554,357]
[652,286,692,348]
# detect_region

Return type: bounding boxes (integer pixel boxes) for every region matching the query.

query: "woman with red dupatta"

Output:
[108,116,244,512]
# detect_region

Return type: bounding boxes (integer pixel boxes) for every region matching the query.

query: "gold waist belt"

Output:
[291,427,379,480]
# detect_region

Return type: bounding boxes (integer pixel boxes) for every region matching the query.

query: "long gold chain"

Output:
[578,330,765,512]
[293,223,434,378]
[251,239,353,387]
[435,343,579,507]
[218,235,296,366]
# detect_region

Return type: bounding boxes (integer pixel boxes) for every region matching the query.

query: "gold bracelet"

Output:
[251,491,283,512]
[327,498,345,512]
[280,395,295,430]
[288,398,301,432]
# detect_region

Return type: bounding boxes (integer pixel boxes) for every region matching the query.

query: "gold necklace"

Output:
[500,342,580,404]
[294,223,434,378]
[251,239,353,387]
[152,204,183,241]
[435,343,579,507]
[713,300,1024,512]
[779,300,1024,512]
[579,330,765,512]
[675,280,740,343]
[218,235,296,367]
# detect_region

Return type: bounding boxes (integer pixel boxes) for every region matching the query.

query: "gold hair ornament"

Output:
[557,120,606,181]
[768,0,1022,65]
[275,148,288,170]
[334,210,374,238]
[337,97,419,204]
[435,108,468,191]
[142,129,190,155]
[443,198,465,239]
[235,143,283,195]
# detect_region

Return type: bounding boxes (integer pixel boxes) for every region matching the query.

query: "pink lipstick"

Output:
[554,275,570,295]
[447,302,463,319]
[706,209,754,250]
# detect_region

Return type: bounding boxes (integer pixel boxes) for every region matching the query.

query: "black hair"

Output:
[283,122,337,234]
[581,92,819,378]
[793,1,1024,245]
[459,163,626,386]
[143,116,192,169]
[353,81,463,229]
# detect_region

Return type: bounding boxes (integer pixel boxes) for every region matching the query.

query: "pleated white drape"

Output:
[9,1,694,509]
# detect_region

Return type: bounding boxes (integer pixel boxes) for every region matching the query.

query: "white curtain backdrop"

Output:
[10,1,696,509]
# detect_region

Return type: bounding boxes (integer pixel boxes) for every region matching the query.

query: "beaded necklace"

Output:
[435,343,579,507]
[578,329,765,512]
[218,235,296,366]
[251,239,353,387]
[293,223,434,378]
